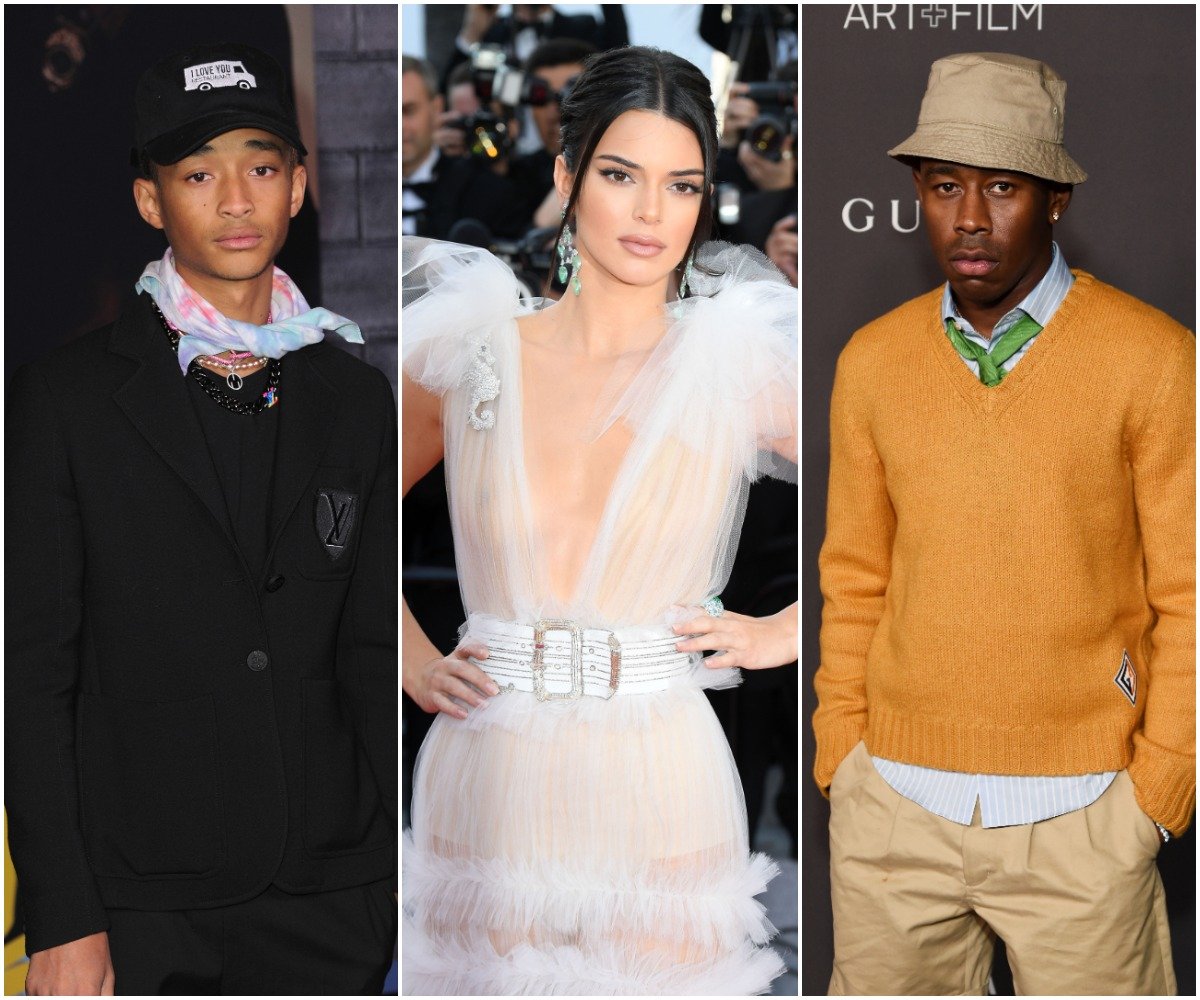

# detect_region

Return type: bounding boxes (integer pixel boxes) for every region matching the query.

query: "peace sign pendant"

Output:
[226,372,243,391]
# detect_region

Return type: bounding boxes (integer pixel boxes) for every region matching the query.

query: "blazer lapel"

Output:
[266,345,338,568]
[111,296,239,554]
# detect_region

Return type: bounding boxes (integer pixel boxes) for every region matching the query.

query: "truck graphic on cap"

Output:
[183,61,257,92]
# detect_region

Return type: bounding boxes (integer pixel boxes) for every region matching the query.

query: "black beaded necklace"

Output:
[152,301,281,415]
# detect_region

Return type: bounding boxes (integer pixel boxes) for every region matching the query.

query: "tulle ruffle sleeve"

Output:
[596,242,797,484]
[402,237,527,398]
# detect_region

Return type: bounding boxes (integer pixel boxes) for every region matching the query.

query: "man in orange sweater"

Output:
[814,52,1194,995]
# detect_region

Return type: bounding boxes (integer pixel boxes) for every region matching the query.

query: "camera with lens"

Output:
[520,71,578,109]
[447,45,525,162]
[741,80,797,162]
[448,109,515,162]
[450,44,581,162]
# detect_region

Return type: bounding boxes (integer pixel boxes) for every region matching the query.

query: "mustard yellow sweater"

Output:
[814,273,1196,834]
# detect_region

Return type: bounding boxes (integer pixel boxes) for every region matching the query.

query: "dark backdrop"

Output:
[801,5,1196,994]
[3,6,316,380]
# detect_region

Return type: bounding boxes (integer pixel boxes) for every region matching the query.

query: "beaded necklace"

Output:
[152,301,281,415]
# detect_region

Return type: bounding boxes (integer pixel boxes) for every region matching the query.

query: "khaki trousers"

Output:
[828,742,1175,996]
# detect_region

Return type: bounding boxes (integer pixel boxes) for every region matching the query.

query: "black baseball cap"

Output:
[132,42,307,167]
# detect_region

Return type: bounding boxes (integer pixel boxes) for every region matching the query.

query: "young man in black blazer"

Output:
[6,43,397,995]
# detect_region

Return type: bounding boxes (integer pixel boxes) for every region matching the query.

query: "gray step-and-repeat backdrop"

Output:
[801,4,1195,995]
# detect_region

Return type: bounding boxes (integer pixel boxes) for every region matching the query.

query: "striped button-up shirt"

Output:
[874,243,1119,828]
[941,240,1074,378]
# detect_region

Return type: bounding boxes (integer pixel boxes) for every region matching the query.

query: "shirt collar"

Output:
[941,242,1073,333]
[405,147,439,184]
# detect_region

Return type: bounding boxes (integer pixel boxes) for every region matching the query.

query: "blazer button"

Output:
[265,574,285,592]
[247,650,270,672]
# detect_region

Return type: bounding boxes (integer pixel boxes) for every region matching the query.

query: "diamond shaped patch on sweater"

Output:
[1114,650,1137,706]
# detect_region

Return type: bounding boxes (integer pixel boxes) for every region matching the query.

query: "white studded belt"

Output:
[467,618,693,700]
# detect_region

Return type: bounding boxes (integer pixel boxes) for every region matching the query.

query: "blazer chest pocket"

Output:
[299,467,365,581]
[79,692,225,879]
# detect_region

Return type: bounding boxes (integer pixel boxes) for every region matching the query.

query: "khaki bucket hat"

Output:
[888,52,1087,184]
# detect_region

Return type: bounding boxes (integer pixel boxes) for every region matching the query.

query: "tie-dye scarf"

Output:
[136,249,364,374]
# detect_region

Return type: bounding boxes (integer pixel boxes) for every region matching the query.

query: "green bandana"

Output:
[944,312,1043,387]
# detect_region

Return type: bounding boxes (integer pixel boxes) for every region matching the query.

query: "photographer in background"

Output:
[443,5,627,100]
[446,60,480,117]
[434,59,524,175]
[402,54,529,240]
[705,0,797,191]
[701,3,797,88]
[721,80,796,194]
[511,38,595,229]
[434,62,484,158]
[717,62,797,285]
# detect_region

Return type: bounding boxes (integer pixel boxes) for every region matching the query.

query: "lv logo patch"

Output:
[1114,649,1137,706]
[315,488,358,560]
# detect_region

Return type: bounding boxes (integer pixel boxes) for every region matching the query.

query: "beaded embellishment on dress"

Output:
[463,336,500,430]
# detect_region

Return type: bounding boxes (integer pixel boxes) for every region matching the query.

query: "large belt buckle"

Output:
[532,620,583,701]
[531,620,623,701]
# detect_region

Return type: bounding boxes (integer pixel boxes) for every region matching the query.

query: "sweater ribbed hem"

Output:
[1127,738,1196,836]
[813,718,865,798]
[866,705,1135,778]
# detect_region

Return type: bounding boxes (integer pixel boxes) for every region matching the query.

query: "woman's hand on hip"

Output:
[406,642,499,719]
[672,605,798,670]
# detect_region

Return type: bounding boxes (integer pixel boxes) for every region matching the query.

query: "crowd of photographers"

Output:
[402,4,797,294]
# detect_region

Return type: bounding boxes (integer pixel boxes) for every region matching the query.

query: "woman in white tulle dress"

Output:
[402,46,797,996]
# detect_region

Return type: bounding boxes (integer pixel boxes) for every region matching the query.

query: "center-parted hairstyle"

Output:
[553,45,718,294]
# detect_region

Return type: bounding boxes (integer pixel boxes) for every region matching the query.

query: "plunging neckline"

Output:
[510,315,667,611]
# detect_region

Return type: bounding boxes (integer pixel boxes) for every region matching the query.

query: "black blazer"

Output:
[5,293,397,954]
[415,152,532,241]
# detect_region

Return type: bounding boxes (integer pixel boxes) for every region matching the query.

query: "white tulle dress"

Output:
[402,237,796,996]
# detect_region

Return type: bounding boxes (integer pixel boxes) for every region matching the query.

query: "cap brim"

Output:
[888,123,1086,185]
[142,112,307,165]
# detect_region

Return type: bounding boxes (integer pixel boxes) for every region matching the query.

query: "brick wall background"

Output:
[314,5,398,392]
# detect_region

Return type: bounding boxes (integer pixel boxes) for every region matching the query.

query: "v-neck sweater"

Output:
[815,272,1196,834]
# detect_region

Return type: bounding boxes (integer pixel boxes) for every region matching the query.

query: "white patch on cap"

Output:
[183,61,257,92]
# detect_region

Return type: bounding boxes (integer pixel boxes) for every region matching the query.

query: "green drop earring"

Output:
[556,209,583,295]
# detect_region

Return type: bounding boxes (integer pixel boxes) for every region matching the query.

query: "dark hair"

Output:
[446,60,474,94]
[137,150,158,181]
[402,54,439,103]
[523,38,597,76]
[552,46,718,295]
